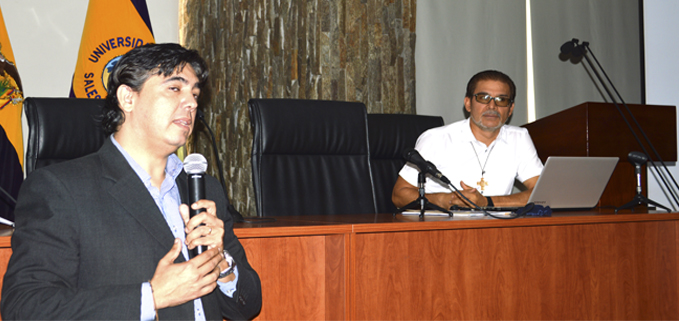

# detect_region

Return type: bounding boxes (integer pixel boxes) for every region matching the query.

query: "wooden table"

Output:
[235,211,679,320]
[0,211,678,320]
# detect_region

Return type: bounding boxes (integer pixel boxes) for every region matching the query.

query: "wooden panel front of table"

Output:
[0,212,677,320]
[235,212,679,320]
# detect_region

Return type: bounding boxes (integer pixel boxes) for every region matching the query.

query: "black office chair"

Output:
[24,98,107,176]
[367,113,444,213]
[248,98,377,217]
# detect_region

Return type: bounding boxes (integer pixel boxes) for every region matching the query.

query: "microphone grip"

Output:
[634,165,643,194]
[188,173,207,257]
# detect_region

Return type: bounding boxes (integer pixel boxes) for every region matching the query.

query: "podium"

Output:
[522,102,677,209]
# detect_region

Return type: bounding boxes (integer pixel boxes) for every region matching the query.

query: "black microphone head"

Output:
[183,153,208,174]
[628,151,648,165]
[402,148,451,185]
[403,148,424,164]
[403,148,414,160]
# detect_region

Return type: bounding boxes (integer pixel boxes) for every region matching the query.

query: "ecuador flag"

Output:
[0,5,24,168]
[70,0,154,99]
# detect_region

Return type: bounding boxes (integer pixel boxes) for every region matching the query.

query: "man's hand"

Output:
[149,239,223,309]
[452,181,487,207]
[180,200,234,282]
[180,200,224,251]
[393,176,460,210]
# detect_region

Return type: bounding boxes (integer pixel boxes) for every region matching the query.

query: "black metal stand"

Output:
[394,172,452,220]
[616,193,671,213]
[616,152,672,213]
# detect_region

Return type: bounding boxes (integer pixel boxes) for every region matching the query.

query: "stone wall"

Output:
[179,0,417,216]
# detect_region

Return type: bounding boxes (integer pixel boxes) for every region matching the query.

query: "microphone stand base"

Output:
[394,172,453,220]
[394,198,453,220]
[615,193,671,213]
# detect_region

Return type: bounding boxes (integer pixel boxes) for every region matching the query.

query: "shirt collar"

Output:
[109,135,184,187]
[461,118,509,146]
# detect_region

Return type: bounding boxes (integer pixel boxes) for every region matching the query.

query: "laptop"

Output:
[451,156,619,212]
[525,156,618,209]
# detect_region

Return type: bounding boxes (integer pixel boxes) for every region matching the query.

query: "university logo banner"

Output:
[70,0,154,99]
[0,5,24,168]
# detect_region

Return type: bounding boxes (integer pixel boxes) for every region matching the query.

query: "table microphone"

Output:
[403,148,451,185]
[183,153,208,257]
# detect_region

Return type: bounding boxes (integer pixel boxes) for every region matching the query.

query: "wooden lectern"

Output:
[522,102,677,210]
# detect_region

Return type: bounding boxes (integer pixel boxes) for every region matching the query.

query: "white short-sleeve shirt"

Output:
[398,118,544,196]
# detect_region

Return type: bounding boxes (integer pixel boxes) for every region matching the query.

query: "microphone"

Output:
[183,153,208,256]
[628,151,648,166]
[403,148,451,185]
[628,151,647,195]
[399,149,514,219]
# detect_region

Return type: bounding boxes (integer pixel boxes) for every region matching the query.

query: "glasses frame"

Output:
[473,93,514,107]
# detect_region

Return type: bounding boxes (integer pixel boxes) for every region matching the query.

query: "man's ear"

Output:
[117,84,135,113]
[464,96,472,113]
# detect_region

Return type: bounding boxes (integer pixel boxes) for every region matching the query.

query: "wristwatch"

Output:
[218,250,236,279]
[485,196,494,207]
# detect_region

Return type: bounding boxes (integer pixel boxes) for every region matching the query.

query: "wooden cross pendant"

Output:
[477,177,488,192]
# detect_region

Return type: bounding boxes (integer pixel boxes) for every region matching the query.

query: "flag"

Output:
[0,4,24,169]
[70,0,154,99]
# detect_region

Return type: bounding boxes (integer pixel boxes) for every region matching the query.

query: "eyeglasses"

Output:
[473,93,513,107]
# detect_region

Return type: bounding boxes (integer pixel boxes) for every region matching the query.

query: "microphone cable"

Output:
[403,149,530,219]
[444,181,530,220]
[195,109,275,223]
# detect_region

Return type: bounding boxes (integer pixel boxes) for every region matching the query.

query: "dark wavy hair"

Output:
[102,43,209,135]
[464,70,516,102]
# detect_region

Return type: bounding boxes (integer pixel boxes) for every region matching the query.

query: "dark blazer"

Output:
[1,139,262,320]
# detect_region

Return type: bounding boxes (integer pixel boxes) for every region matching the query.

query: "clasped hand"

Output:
[450,181,487,208]
[149,200,228,310]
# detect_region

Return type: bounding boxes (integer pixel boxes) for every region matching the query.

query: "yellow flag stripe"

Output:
[0,4,24,168]
[72,0,155,99]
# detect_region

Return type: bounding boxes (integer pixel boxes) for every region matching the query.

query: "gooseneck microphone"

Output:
[399,148,521,220]
[183,153,208,257]
[403,148,451,185]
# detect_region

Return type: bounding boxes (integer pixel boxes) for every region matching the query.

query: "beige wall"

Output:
[0,0,178,98]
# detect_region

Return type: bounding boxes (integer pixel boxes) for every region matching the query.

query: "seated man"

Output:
[392,70,543,209]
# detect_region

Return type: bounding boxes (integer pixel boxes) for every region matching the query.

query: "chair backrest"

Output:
[367,113,444,213]
[249,98,377,216]
[24,97,107,176]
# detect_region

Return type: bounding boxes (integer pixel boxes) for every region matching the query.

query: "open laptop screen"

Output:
[527,156,618,209]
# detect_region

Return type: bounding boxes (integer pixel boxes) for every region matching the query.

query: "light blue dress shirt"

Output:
[109,136,238,321]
